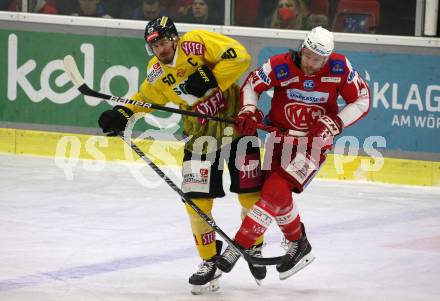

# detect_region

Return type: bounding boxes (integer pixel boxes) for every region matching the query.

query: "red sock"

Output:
[234,200,275,249]
[276,202,302,241]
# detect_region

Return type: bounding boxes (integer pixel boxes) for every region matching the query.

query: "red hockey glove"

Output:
[236,104,264,136]
[308,114,343,149]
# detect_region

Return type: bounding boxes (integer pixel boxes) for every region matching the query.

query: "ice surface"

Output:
[1,154,439,301]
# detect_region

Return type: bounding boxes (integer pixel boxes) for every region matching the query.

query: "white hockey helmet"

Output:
[301,26,334,57]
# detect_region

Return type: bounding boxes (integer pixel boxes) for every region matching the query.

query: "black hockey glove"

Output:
[182,65,218,98]
[98,106,134,135]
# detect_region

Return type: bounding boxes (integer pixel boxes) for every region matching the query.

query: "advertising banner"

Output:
[0,29,181,132]
[1,29,439,155]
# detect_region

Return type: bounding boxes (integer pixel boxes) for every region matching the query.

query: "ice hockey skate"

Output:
[277,223,315,280]
[189,240,223,295]
[216,243,267,285]
[245,243,267,285]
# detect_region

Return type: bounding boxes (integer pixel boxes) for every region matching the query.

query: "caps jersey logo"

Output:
[284,103,325,129]
[303,79,315,90]
[176,68,186,77]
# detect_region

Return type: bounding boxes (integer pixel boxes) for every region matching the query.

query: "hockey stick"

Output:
[63,55,278,133]
[117,131,286,266]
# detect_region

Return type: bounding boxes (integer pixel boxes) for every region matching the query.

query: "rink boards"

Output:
[1,12,439,187]
[1,127,439,186]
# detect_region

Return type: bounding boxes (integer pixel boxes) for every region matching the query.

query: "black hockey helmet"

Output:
[144,16,178,45]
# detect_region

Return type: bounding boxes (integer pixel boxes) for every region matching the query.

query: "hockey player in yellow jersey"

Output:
[98,16,265,293]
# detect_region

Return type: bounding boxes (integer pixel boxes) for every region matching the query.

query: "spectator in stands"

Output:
[255,0,278,27]
[301,0,328,30]
[233,0,260,27]
[266,0,305,29]
[56,0,73,14]
[1,0,10,10]
[142,0,162,20]
[183,0,222,25]
[8,0,58,14]
[70,0,112,18]
[112,0,138,19]
[121,0,172,20]
[160,0,192,21]
[266,0,328,30]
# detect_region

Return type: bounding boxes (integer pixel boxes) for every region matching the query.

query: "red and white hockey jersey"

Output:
[241,51,371,133]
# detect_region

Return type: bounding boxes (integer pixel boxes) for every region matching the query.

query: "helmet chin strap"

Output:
[170,36,179,61]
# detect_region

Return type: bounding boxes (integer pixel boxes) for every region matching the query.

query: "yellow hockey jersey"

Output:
[126,29,251,154]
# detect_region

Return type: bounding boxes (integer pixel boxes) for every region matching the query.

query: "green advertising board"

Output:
[0,29,181,132]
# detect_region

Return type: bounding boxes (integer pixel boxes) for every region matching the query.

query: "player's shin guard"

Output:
[185,198,217,260]
[217,200,274,276]
[235,200,274,249]
[238,192,264,245]
[275,202,302,242]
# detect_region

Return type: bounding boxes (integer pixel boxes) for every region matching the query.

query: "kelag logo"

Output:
[6,34,139,105]
[0,31,181,130]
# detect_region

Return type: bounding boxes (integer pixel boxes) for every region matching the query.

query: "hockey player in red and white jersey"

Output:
[216,26,370,280]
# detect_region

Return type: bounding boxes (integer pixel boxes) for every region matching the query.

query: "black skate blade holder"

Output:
[235,247,287,266]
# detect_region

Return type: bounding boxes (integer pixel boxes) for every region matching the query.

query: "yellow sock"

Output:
[185,198,217,260]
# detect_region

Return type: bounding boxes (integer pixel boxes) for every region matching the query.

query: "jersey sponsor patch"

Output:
[257,67,271,85]
[236,153,263,189]
[275,204,299,225]
[303,79,315,90]
[284,103,326,129]
[146,62,164,83]
[248,206,273,228]
[330,60,345,74]
[194,89,227,125]
[182,160,212,193]
[280,76,299,87]
[181,41,205,56]
[201,230,216,245]
[274,63,290,80]
[321,76,341,83]
[286,89,329,104]
[284,152,319,185]
[347,69,357,83]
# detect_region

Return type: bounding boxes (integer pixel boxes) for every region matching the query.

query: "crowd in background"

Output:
[0,0,438,36]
